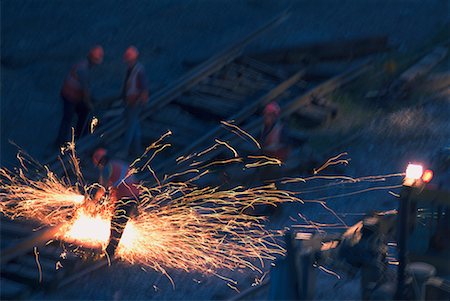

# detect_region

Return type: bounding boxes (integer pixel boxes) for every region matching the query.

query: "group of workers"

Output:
[57,45,291,259]
[57,45,149,158]
[56,45,148,258]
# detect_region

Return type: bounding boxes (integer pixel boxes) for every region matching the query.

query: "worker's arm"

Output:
[137,69,150,104]
[77,67,94,110]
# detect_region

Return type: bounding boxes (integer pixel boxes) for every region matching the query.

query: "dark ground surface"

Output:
[1,0,450,300]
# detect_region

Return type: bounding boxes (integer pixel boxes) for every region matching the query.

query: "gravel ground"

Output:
[1,0,450,300]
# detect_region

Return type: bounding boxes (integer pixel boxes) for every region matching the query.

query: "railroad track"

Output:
[1,11,388,299]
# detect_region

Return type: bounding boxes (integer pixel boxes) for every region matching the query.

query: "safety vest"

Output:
[105,160,140,200]
[262,122,289,161]
[124,62,148,105]
[61,59,89,102]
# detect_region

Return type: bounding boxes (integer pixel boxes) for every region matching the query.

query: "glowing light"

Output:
[422,169,433,183]
[60,209,110,248]
[405,164,423,180]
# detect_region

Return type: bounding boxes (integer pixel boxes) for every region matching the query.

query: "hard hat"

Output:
[264,102,281,117]
[92,148,107,166]
[123,46,139,62]
[89,45,104,64]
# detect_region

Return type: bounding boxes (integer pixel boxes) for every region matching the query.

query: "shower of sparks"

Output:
[0,134,300,278]
[0,125,405,281]
[112,184,299,276]
[0,160,85,225]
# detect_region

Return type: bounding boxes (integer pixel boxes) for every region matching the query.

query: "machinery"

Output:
[269,153,450,300]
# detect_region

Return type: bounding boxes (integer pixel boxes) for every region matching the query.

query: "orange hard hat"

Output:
[92,148,107,166]
[89,45,104,64]
[264,102,281,117]
[123,46,139,62]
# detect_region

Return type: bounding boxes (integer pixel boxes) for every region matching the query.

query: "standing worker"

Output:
[56,45,104,147]
[260,102,291,162]
[92,148,140,258]
[120,46,149,158]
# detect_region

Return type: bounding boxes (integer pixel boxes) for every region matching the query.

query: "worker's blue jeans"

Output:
[123,104,142,157]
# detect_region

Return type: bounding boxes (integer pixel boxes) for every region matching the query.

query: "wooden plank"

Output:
[238,56,287,79]
[283,60,372,117]
[153,69,306,174]
[149,104,208,133]
[421,71,450,92]
[193,84,248,101]
[398,47,448,84]
[175,95,239,118]
[202,77,266,96]
[249,36,390,64]
[223,63,276,85]
[167,60,371,173]
[388,46,448,98]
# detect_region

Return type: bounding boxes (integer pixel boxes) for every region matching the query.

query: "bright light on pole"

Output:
[405,164,423,180]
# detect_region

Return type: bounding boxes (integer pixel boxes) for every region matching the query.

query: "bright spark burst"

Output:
[0,125,405,281]
[0,136,299,278]
[59,208,110,248]
[0,162,85,225]
[112,184,297,275]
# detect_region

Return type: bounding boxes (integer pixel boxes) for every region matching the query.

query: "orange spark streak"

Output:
[197,144,219,157]
[34,247,42,283]
[318,265,341,279]
[215,139,239,158]
[221,121,261,149]
[305,184,403,202]
[245,155,282,169]
[313,152,350,175]
[90,116,98,134]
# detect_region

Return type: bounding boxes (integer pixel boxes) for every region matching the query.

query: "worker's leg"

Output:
[56,97,75,146]
[105,198,138,257]
[131,115,143,157]
[123,105,139,156]
[75,102,90,138]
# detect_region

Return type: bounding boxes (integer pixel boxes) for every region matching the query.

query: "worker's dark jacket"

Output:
[61,59,90,103]
[122,62,149,106]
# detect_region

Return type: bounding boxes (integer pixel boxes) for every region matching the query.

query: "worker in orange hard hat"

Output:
[56,45,104,147]
[260,102,291,162]
[91,148,140,258]
[119,45,149,158]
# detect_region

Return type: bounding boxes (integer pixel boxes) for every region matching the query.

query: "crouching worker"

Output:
[260,102,291,162]
[92,148,140,258]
